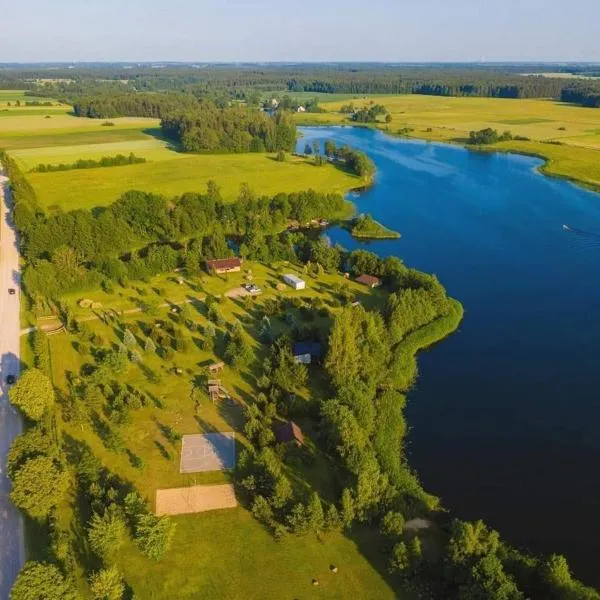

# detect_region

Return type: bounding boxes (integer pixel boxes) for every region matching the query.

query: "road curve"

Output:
[0,170,25,599]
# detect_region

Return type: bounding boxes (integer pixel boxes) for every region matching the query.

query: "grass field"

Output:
[1,107,358,209]
[32,262,409,599]
[298,94,600,189]
[27,152,358,210]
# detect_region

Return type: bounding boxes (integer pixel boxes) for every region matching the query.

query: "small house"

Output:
[274,421,304,446]
[292,342,323,365]
[206,257,242,274]
[283,273,306,290]
[296,106,306,113]
[355,273,381,288]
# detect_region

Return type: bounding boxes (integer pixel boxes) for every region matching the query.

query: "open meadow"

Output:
[299,94,600,189]
[1,103,359,210]
[26,262,409,599]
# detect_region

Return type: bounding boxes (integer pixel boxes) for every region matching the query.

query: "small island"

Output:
[349,213,401,239]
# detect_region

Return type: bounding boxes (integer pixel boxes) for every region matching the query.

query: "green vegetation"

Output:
[468,128,514,145]
[160,101,296,153]
[32,152,146,173]
[350,214,401,239]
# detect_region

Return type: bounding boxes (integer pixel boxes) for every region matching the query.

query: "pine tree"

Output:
[144,337,156,353]
[123,329,136,348]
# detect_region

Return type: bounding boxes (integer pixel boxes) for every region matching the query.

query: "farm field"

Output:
[2,104,358,210]
[297,95,600,189]
[31,262,407,599]
[27,151,358,210]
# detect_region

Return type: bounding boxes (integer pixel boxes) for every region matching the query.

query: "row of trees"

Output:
[32,152,146,173]
[72,91,200,118]
[160,101,296,153]
[561,83,600,108]
[15,180,346,298]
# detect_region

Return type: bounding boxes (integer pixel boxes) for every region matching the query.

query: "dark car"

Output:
[8,288,16,295]
[6,375,16,385]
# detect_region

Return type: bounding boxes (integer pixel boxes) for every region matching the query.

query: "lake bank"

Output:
[299,125,600,588]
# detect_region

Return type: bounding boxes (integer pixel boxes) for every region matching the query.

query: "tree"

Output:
[324,140,336,157]
[144,337,157,353]
[461,554,523,600]
[10,562,79,600]
[89,566,125,600]
[385,113,392,124]
[9,368,55,421]
[389,542,409,572]
[304,143,312,155]
[11,456,69,520]
[88,510,128,558]
[447,519,500,565]
[122,328,136,348]
[325,308,361,388]
[135,514,176,560]
[380,511,405,539]
[307,491,325,532]
[340,488,355,528]
[276,150,286,162]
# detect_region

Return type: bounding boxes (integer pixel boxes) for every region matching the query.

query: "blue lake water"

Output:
[298,127,600,585]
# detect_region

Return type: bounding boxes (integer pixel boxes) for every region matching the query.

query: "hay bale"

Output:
[90,301,103,309]
[276,283,287,292]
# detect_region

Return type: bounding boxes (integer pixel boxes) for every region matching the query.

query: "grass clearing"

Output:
[28,153,359,210]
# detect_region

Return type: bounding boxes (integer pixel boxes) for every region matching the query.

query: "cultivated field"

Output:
[1,103,358,210]
[27,152,357,210]
[298,95,600,189]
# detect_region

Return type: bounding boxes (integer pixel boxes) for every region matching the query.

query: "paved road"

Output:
[0,170,25,599]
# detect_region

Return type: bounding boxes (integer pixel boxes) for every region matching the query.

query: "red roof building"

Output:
[355,273,381,288]
[206,257,242,274]
[274,421,304,446]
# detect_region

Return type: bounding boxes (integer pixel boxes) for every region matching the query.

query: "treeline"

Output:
[72,92,200,118]
[561,83,600,108]
[160,101,296,153]
[18,181,345,298]
[4,65,587,107]
[0,151,44,230]
[32,152,146,173]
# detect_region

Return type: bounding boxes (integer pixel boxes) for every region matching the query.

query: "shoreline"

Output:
[298,119,600,196]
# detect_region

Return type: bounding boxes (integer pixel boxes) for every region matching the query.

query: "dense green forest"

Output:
[561,83,600,108]
[3,63,599,108]
[160,102,296,153]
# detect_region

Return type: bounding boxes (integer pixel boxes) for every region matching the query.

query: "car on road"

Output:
[5,375,16,385]
[8,288,16,295]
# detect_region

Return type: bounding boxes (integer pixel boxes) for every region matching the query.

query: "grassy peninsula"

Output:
[349,213,401,239]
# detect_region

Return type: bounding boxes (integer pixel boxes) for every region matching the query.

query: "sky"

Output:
[1,0,598,63]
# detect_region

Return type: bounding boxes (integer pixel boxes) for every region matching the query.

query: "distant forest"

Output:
[2,64,600,109]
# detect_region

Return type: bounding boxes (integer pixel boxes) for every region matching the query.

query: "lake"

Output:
[298,126,600,586]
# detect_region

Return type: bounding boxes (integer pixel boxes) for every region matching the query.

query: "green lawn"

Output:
[28,153,359,210]
[117,510,400,600]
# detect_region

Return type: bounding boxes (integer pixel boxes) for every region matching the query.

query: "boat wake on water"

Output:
[562,224,600,249]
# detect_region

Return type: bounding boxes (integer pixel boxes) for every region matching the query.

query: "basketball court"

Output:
[179,432,236,473]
